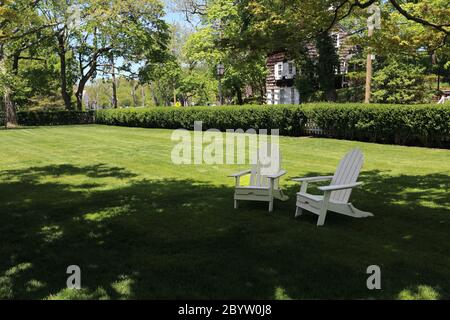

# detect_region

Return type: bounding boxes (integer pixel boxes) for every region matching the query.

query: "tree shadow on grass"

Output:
[0,164,449,300]
[0,126,40,131]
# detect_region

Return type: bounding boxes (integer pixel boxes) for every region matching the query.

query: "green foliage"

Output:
[183,0,268,104]
[372,60,432,104]
[177,68,218,106]
[316,32,339,101]
[96,105,307,136]
[295,55,318,102]
[14,103,450,147]
[95,103,450,147]
[85,78,154,108]
[303,103,450,147]
[17,111,95,126]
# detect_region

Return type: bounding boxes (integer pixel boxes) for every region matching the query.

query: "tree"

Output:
[316,32,339,101]
[71,0,169,110]
[37,0,81,110]
[35,0,170,110]
[183,0,267,104]
[372,58,431,104]
[169,0,208,26]
[342,1,450,101]
[1,0,45,126]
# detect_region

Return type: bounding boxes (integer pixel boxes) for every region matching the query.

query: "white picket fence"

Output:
[438,95,450,104]
[303,120,325,136]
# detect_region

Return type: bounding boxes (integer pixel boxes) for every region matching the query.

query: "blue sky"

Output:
[164,11,186,24]
[163,1,189,25]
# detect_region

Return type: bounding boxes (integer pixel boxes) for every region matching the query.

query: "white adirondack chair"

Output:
[229,144,288,212]
[293,148,373,226]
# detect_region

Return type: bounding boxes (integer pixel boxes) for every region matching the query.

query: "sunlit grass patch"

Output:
[0,125,449,300]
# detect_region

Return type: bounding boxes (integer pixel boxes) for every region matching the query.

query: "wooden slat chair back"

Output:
[249,144,281,189]
[293,148,373,226]
[229,143,288,212]
[330,149,364,203]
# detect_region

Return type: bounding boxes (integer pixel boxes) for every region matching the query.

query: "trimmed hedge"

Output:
[96,104,450,148]
[302,103,450,147]
[11,104,450,148]
[17,111,95,126]
[95,105,307,136]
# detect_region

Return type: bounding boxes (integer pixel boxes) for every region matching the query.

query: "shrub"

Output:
[372,60,433,104]
[303,103,450,147]
[13,104,450,148]
[95,105,307,136]
[17,111,95,126]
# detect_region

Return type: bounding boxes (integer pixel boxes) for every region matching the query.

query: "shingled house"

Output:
[266,25,357,105]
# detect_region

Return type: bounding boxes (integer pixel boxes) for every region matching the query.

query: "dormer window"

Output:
[331,32,340,48]
[275,62,284,80]
[284,61,296,79]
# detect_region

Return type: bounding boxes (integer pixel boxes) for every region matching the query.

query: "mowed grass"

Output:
[0,125,449,300]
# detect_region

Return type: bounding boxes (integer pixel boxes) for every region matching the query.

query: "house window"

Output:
[288,63,294,75]
[331,33,340,48]
[291,88,296,104]
[342,61,348,74]
[274,89,279,104]
[280,89,285,104]
[277,63,283,77]
[271,89,275,104]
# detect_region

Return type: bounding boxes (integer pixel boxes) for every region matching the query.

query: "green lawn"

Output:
[0,125,449,300]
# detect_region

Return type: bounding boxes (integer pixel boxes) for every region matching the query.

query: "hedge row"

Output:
[11,104,450,148]
[302,103,450,147]
[95,105,307,136]
[96,104,450,148]
[17,111,95,126]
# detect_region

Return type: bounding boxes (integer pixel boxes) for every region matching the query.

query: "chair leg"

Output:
[295,207,303,218]
[234,200,238,209]
[317,191,331,226]
[317,208,328,226]
[268,200,274,212]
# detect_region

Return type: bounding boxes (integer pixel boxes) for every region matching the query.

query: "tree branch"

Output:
[388,0,449,36]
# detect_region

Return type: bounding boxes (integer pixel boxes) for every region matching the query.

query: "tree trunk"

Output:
[76,49,104,110]
[75,78,88,111]
[12,52,19,75]
[141,85,145,107]
[173,80,177,106]
[131,82,139,107]
[235,84,243,105]
[4,86,17,127]
[0,46,18,128]
[325,89,337,102]
[110,54,118,108]
[364,28,374,104]
[437,71,441,91]
[57,34,72,110]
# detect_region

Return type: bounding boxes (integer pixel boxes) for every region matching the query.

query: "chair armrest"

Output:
[291,176,333,183]
[318,182,362,192]
[228,169,252,178]
[267,170,287,179]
